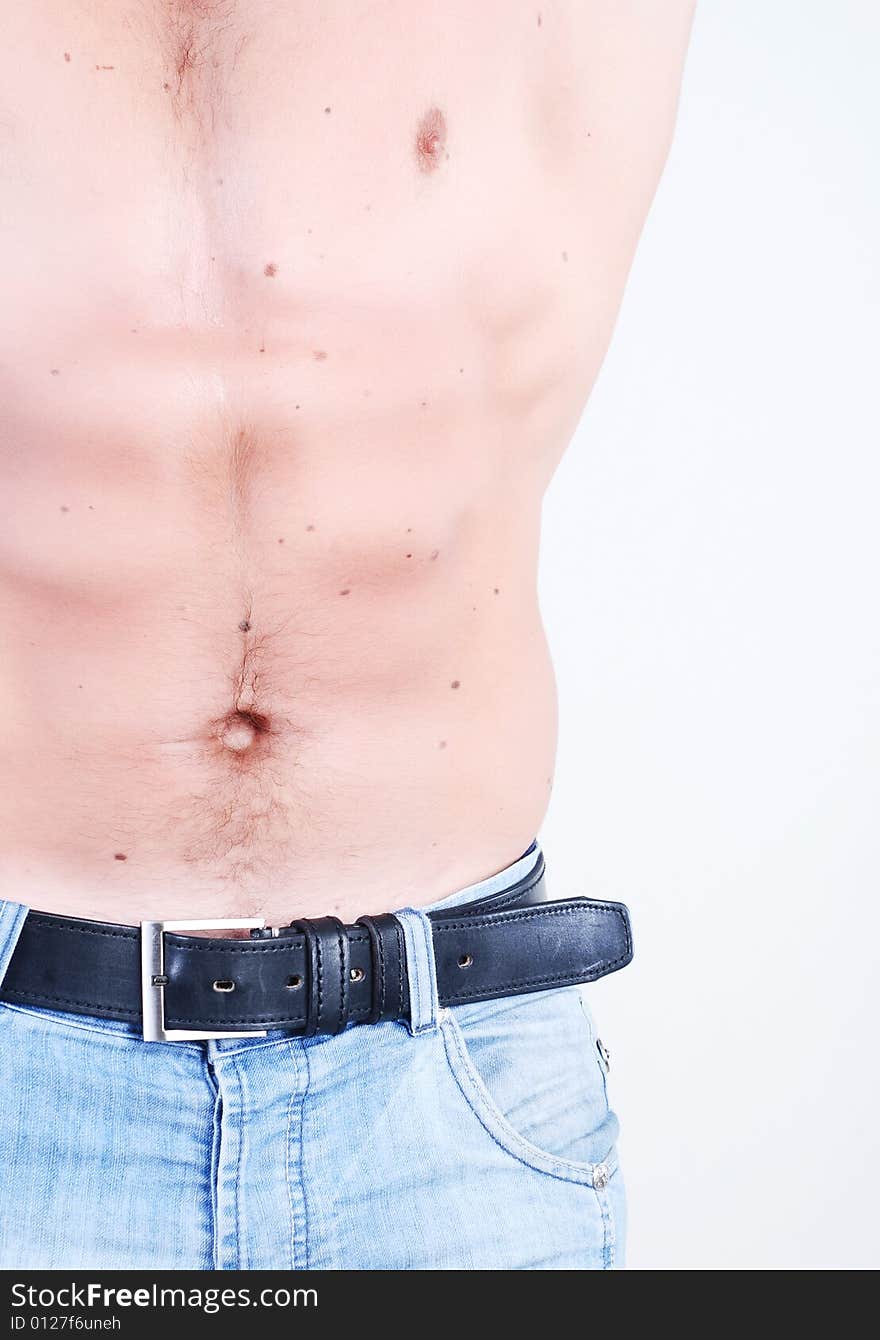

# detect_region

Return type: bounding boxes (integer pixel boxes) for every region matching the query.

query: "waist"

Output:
[0,842,635,1042]
[0,607,557,922]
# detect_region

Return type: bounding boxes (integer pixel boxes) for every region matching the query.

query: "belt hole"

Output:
[350,966,365,983]
[458,953,473,969]
[286,974,303,989]
[212,979,236,993]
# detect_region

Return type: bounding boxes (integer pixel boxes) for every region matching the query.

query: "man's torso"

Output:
[0,1,693,922]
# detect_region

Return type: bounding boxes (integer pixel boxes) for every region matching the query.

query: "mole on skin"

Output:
[415,107,448,174]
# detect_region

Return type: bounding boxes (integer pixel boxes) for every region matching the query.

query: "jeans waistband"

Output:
[393,840,544,1035]
[420,840,542,913]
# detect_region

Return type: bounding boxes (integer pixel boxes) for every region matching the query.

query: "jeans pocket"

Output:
[440,985,619,1186]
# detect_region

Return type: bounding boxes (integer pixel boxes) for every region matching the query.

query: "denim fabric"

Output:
[0,845,625,1269]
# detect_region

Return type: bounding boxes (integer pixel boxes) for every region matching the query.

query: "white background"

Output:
[539,0,879,1270]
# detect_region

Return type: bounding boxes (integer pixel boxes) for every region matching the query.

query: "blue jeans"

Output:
[0,845,625,1269]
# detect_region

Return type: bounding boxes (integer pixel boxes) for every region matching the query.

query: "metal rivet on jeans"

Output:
[593,1163,609,1191]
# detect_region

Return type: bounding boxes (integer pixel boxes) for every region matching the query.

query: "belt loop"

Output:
[0,901,29,989]
[394,907,439,1036]
[295,916,350,1036]
[355,913,406,1023]
[355,915,385,1024]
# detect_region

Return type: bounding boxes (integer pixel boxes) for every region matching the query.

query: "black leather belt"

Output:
[0,853,633,1041]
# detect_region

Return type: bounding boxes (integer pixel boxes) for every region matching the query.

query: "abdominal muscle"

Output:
[0,336,560,925]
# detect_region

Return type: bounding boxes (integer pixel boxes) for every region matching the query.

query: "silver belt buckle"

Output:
[141,918,269,1043]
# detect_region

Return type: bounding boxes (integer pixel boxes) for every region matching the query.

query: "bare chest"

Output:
[0,2,574,343]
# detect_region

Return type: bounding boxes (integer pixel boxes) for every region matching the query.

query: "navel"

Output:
[217,709,271,754]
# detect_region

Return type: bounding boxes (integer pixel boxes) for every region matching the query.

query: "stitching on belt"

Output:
[169,930,371,954]
[394,919,403,1009]
[433,903,628,935]
[23,919,140,941]
[337,922,346,1024]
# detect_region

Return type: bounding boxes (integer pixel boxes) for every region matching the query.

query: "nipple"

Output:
[218,709,270,754]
